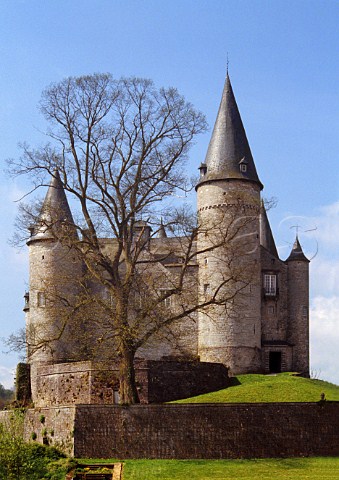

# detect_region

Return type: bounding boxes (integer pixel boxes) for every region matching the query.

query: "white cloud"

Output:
[0,365,15,389]
[272,201,339,385]
[310,296,339,385]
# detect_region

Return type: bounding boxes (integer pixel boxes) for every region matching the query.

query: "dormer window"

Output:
[23,292,30,312]
[198,162,207,178]
[239,157,248,173]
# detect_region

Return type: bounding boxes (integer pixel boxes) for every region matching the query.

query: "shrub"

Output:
[0,410,69,480]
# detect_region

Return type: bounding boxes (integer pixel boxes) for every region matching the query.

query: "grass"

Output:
[77,458,339,480]
[171,372,339,403]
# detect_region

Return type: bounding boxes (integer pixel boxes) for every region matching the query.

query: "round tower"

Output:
[26,171,83,368]
[286,237,310,376]
[196,75,263,374]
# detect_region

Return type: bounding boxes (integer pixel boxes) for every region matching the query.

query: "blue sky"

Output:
[1,0,339,387]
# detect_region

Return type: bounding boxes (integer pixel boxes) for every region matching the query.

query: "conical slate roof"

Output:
[28,170,77,242]
[157,220,167,239]
[198,75,263,189]
[286,236,309,263]
[259,201,278,258]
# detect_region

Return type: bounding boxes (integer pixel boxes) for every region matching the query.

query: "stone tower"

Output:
[286,237,310,375]
[196,75,263,374]
[26,170,83,374]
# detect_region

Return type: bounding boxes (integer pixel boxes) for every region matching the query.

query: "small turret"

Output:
[133,220,152,249]
[286,236,309,263]
[286,236,310,376]
[26,171,83,377]
[28,169,77,244]
[157,220,167,239]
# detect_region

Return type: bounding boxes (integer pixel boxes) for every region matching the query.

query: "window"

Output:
[160,289,173,308]
[204,257,208,266]
[240,164,247,172]
[264,274,277,296]
[204,283,211,297]
[302,306,308,317]
[37,291,46,307]
[23,292,30,311]
[113,390,120,404]
[267,305,275,315]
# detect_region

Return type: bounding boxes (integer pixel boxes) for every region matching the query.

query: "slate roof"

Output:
[259,200,279,258]
[197,74,263,189]
[286,236,309,263]
[28,170,77,242]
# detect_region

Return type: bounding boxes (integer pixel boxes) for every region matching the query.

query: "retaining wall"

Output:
[73,402,339,459]
[1,402,338,459]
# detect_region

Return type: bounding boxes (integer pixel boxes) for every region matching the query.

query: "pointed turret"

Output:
[28,170,77,243]
[158,220,167,239]
[286,236,309,263]
[198,74,263,189]
[260,200,278,258]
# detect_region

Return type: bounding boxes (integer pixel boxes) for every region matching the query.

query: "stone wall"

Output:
[1,402,338,459]
[260,247,289,346]
[146,361,229,403]
[31,360,229,407]
[73,402,339,459]
[0,407,76,456]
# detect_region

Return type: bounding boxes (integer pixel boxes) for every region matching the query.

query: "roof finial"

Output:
[290,224,300,238]
[226,52,229,77]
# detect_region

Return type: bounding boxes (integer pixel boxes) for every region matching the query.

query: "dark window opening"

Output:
[269,351,282,373]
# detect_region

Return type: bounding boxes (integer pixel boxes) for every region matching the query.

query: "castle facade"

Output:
[23,75,309,407]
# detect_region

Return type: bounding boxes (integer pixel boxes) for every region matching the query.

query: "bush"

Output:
[0,410,70,480]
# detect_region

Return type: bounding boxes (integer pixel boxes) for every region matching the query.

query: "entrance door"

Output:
[269,351,282,373]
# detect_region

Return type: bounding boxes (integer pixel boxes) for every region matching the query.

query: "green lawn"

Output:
[171,373,339,403]
[121,458,339,480]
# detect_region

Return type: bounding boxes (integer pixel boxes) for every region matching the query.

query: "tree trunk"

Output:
[119,346,139,404]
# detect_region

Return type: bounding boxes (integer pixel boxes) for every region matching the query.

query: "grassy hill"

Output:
[171,372,339,403]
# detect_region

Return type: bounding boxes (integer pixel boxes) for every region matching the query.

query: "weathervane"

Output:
[290,224,300,237]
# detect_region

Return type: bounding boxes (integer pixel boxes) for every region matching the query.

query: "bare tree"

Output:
[8,74,258,404]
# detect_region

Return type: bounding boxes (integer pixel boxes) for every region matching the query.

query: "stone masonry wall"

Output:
[73,402,339,459]
[1,402,338,459]
[0,407,75,456]
[146,361,229,403]
[260,247,289,344]
[31,360,229,407]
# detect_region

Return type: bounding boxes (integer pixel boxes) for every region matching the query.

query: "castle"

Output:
[22,75,310,407]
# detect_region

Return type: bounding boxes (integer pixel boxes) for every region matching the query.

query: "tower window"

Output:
[264,274,277,296]
[302,306,308,317]
[160,289,173,308]
[240,164,247,172]
[204,283,211,297]
[267,305,275,315]
[37,291,46,307]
